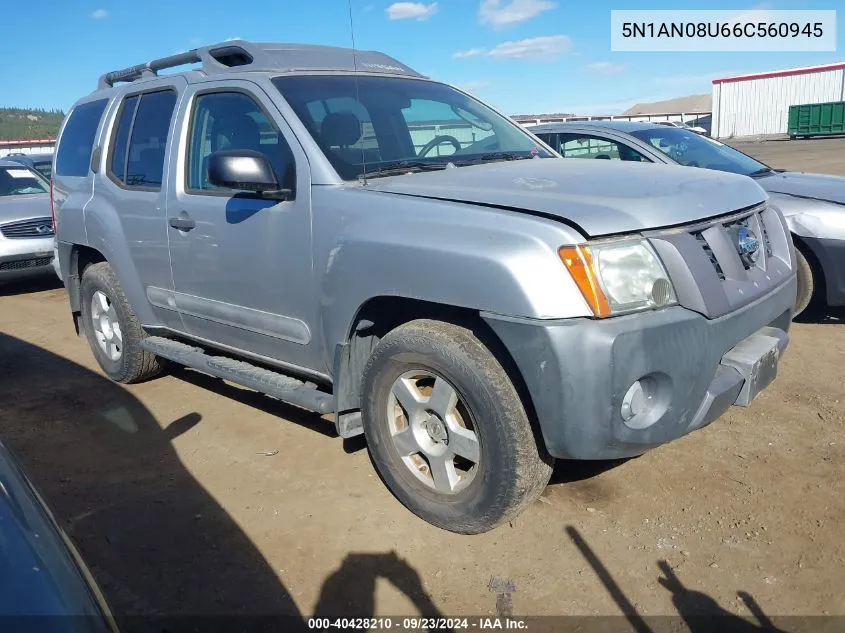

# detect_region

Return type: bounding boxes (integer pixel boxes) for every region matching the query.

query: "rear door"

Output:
[89,77,186,331]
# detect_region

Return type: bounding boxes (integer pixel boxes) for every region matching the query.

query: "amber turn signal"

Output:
[558,245,612,318]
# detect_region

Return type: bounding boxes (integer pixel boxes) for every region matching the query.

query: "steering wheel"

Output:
[418,135,462,157]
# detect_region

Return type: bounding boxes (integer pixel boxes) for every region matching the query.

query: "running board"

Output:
[140,336,335,415]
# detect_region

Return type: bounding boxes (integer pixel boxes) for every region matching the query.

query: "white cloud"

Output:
[587,61,626,76]
[224,37,241,41]
[487,35,571,59]
[453,47,487,59]
[454,35,571,60]
[386,2,439,20]
[479,0,555,28]
[91,8,108,19]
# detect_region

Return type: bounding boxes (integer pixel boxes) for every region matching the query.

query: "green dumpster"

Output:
[788,101,845,138]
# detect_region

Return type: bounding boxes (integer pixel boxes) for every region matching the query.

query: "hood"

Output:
[755,170,845,205]
[0,194,52,224]
[364,158,766,237]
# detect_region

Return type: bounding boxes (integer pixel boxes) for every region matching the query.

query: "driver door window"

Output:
[558,133,649,162]
[187,91,295,194]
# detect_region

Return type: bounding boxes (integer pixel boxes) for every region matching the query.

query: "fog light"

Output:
[621,381,647,421]
[621,377,659,429]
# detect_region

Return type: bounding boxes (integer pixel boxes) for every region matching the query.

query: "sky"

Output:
[2,0,842,116]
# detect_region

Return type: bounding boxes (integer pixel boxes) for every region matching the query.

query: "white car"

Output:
[654,120,708,135]
[0,160,56,283]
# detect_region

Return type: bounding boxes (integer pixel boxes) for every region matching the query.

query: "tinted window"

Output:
[557,133,649,162]
[109,95,139,183]
[55,99,108,177]
[114,90,177,188]
[187,91,295,194]
[0,167,49,196]
[628,127,769,175]
[272,75,552,180]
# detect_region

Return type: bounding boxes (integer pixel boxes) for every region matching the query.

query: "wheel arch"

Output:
[332,295,548,458]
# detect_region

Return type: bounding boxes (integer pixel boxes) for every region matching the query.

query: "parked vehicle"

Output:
[3,152,55,180]
[0,438,116,630]
[653,120,708,135]
[0,159,56,283]
[529,120,841,317]
[55,40,796,533]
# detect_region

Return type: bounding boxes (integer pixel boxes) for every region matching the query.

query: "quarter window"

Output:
[55,99,108,177]
[186,91,295,195]
[108,90,177,189]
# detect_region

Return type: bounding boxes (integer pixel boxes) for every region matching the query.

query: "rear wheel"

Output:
[80,262,165,383]
[361,319,553,534]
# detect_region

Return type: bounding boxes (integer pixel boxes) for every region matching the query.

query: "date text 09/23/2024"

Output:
[307,618,528,630]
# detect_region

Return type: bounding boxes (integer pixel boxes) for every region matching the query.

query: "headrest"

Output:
[320,111,362,147]
[215,114,261,151]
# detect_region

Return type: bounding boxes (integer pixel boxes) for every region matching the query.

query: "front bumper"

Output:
[0,237,55,282]
[799,236,845,307]
[483,274,796,460]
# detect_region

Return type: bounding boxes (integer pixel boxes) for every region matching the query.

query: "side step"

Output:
[141,336,335,415]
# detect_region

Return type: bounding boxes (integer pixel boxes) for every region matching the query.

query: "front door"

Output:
[166,80,318,373]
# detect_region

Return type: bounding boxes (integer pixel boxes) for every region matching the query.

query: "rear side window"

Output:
[55,99,108,177]
[109,90,177,189]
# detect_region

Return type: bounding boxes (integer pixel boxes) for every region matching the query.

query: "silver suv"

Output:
[54,41,797,533]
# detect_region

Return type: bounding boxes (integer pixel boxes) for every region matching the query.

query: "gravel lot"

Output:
[0,138,843,628]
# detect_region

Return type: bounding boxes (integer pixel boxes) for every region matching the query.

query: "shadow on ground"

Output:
[0,334,441,632]
[565,526,788,633]
[795,306,845,325]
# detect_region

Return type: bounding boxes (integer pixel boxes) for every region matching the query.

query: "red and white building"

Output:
[0,138,56,159]
[711,62,845,139]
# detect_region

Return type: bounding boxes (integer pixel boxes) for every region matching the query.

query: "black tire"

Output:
[361,319,553,534]
[794,247,815,318]
[80,261,165,384]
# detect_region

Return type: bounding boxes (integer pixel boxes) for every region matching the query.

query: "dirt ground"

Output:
[0,139,843,629]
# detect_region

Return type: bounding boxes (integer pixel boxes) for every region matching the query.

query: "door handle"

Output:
[168,215,196,231]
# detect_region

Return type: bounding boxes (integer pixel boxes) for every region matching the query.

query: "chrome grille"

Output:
[0,217,54,239]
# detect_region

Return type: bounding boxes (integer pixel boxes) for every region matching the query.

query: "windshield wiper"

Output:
[359,161,450,180]
[455,152,535,165]
[747,167,774,177]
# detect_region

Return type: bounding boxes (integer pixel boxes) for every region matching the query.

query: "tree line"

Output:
[0,107,65,140]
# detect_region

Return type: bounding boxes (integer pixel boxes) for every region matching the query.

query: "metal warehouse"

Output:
[712,61,845,139]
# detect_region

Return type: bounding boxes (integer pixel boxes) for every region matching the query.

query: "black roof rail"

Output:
[98,49,203,89]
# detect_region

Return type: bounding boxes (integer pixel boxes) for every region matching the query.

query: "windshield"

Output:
[0,166,49,196]
[272,75,553,180]
[629,127,770,176]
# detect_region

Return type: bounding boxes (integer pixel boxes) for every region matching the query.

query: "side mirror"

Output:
[208,149,288,198]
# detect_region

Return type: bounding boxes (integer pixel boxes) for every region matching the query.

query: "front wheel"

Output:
[80,262,165,383]
[361,319,553,534]
[794,248,816,318]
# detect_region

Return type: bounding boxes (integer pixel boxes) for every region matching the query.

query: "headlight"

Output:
[559,239,677,317]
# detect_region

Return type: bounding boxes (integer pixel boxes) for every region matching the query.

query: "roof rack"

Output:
[97,39,424,90]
